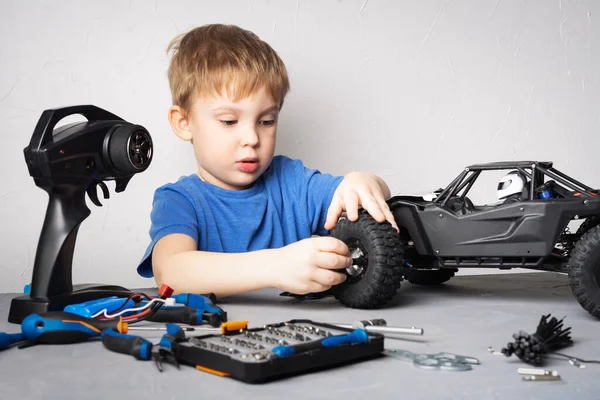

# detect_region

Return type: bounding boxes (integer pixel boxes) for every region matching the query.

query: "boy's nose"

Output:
[240,127,259,147]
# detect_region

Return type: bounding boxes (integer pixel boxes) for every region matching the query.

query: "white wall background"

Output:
[1,0,598,293]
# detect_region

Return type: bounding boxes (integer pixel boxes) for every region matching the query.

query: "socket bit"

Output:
[332,322,423,337]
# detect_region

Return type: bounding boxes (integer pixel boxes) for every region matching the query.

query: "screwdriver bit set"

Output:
[173,319,384,383]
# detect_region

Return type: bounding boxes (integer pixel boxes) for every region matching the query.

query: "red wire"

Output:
[94,293,154,321]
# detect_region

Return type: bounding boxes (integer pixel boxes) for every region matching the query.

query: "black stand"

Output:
[7,189,133,324]
[8,285,133,324]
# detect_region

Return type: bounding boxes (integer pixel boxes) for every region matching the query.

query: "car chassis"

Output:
[329,161,600,319]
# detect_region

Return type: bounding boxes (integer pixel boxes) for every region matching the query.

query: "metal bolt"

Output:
[517,368,559,376]
[569,358,586,368]
[439,213,443,218]
[584,200,589,205]
[520,207,524,211]
[435,250,440,255]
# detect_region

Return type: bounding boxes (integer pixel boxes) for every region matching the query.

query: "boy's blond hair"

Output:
[167,24,290,113]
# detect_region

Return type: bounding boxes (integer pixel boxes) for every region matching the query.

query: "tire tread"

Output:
[330,212,404,309]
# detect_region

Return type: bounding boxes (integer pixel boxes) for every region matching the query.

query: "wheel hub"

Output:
[347,245,367,277]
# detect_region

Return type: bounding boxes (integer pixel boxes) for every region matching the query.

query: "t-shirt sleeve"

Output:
[136,185,199,278]
[286,157,343,236]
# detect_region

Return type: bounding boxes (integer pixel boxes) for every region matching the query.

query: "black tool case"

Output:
[173,319,384,383]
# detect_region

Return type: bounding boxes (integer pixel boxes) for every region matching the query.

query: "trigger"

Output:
[98,181,110,200]
[86,181,110,207]
[87,183,102,207]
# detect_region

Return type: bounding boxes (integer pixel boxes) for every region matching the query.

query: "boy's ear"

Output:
[168,105,193,141]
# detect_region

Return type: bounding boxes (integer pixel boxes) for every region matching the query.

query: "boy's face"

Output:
[170,87,280,190]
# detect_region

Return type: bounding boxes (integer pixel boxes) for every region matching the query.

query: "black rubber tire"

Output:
[329,211,404,309]
[576,215,600,236]
[403,267,457,285]
[568,225,600,318]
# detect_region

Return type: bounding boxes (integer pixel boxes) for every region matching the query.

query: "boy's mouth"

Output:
[236,158,259,173]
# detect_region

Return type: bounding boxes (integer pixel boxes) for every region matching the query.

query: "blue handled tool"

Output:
[21,311,128,346]
[174,293,226,325]
[158,323,186,351]
[101,324,181,372]
[0,332,25,350]
[147,293,227,327]
[272,328,369,357]
[171,294,220,313]
[101,329,153,360]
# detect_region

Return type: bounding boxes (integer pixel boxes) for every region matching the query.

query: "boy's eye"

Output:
[220,120,237,126]
[260,120,276,127]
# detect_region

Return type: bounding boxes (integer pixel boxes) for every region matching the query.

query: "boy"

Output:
[137,24,398,298]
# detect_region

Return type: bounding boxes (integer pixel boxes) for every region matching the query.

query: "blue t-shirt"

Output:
[137,155,343,278]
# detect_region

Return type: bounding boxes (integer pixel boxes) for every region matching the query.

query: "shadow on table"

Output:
[219,271,574,310]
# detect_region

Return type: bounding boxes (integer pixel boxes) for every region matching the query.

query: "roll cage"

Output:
[433,161,597,208]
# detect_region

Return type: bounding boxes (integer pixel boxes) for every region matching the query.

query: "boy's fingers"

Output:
[308,283,332,293]
[324,195,344,230]
[314,236,350,256]
[360,193,386,222]
[343,191,359,221]
[294,282,330,295]
[314,251,352,270]
[311,268,347,287]
[378,198,399,232]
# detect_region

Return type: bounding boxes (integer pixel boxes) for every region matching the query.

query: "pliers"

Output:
[101,323,185,371]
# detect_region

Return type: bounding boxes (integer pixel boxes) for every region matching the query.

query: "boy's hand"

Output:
[273,237,351,294]
[324,171,399,232]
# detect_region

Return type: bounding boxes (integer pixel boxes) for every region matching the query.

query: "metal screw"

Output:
[439,214,443,218]
[487,346,504,356]
[435,250,440,255]
[520,207,524,211]
[569,358,586,368]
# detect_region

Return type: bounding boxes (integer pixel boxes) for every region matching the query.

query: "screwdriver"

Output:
[271,328,369,357]
[21,311,128,345]
[129,320,248,335]
[331,319,424,338]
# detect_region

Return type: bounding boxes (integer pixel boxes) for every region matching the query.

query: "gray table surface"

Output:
[1,272,599,399]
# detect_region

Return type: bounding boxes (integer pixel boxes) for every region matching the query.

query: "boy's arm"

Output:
[152,233,351,298]
[324,171,398,232]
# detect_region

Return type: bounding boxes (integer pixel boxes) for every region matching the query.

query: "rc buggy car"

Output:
[328,161,600,319]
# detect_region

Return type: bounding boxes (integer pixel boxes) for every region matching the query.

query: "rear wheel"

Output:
[329,212,404,309]
[568,225,600,318]
[576,215,600,236]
